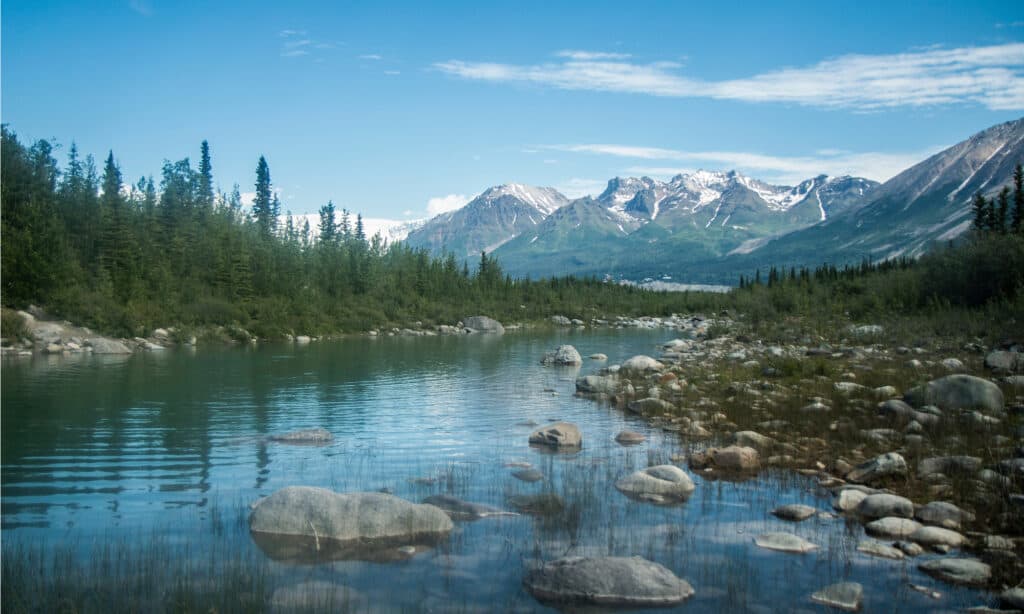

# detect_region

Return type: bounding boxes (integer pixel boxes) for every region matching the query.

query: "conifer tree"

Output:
[972,192,989,231]
[198,140,214,209]
[996,187,1010,234]
[318,201,337,243]
[1013,163,1023,234]
[252,156,275,236]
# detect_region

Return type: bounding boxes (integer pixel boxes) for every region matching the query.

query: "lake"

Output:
[1,329,990,611]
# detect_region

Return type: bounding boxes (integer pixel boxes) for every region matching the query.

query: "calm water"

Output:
[1,329,990,611]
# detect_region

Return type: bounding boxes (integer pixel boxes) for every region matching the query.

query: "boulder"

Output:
[614,430,646,445]
[832,489,868,512]
[523,556,694,607]
[540,345,582,366]
[620,355,664,375]
[904,374,1003,413]
[295,335,312,345]
[463,316,504,334]
[918,558,991,586]
[1001,588,1024,610]
[421,495,517,520]
[771,504,817,521]
[915,501,975,529]
[615,465,695,501]
[512,468,544,483]
[627,398,673,415]
[856,493,914,519]
[590,353,608,361]
[268,428,333,444]
[846,452,907,484]
[810,582,863,612]
[85,337,133,354]
[864,517,922,539]
[249,488,452,558]
[985,350,1024,374]
[909,526,966,549]
[528,422,582,448]
[689,446,760,472]
[940,358,965,372]
[753,532,819,553]
[731,430,774,450]
[575,374,619,395]
[917,456,982,478]
[857,540,905,559]
[550,315,572,327]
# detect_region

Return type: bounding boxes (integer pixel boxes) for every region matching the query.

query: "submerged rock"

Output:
[754,532,819,553]
[904,374,1004,413]
[615,465,695,501]
[512,468,544,483]
[249,488,452,561]
[771,504,817,521]
[523,556,694,607]
[810,582,863,612]
[918,558,991,586]
[528,422,582,448]
[421,495,518,521]
[268,428,333,444]
[614,430,646,445]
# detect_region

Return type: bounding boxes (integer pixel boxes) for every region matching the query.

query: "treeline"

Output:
[0,127,702,337]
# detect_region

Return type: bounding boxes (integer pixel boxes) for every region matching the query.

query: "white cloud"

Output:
[427,193,471,216]
[359,54,383,60]
[548,143,946,184]
[555,178,608,199]
[240,192,255,206]
[281,49,309,58]
[435,43,1024,111]
[129,0,152,16]
[384,70,401,75]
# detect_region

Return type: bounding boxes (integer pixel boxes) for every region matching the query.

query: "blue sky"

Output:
[3,1,1023,222]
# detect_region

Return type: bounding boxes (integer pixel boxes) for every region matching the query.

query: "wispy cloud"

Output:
[359,54,383,61]
[279,29,335,60]
[546,143,946,184]
[435,43,1024,111]
[427,193,471,216]
[555,178,609,199]
[128,0,152,16]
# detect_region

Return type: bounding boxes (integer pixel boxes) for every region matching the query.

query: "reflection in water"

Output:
[1,330,991,611]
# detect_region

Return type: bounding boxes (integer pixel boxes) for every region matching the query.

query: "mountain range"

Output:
[396,117,1023,283]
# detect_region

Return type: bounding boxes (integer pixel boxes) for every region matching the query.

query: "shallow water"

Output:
[1,329,992,611]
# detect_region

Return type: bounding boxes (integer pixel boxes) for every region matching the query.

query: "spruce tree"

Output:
[972,192,989,231]
[996,187,1010,234]
[252,156,274,236]
[1013,163,1023,233]
[198,140,214,209]
[318,201,337,243]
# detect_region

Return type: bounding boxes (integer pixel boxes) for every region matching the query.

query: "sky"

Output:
[3,1,1023,222]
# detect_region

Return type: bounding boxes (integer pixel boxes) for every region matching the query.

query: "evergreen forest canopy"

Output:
[2,126,1023,340]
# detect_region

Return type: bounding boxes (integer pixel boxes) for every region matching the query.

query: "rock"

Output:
[834,382,867,394]
[540,345,582,366]
[864,517,922,539]
[878,399,916,420]
[904,374,1004,413]
[575,374,619,395]
[614,430,646,445]
[249,488,452,558]
[44,342,63,354]
[985,350,1024,374]
[528,422,582,448]
[421,495,517,520]
[523,556,694,607]
[590,353,608,361]
[940,358,965,371]
[689,446,760,472]
[294,335,311,344]
[731,430,774,450]
[800,401,831,413]
[85,337,133,354]
[550,315,572,327]
[918,558,991,586]
[463,315,504,334]
[915,501,975,529]
[771,504,817,521]
[615,465,695,501]
[753,532,819,553]
[909,526,966,549]
[508,493,564,516]
[917,456,982,478]
[857,493,913,519]
[833,489,868,512]
[268,428,333,444]
[627,397,673,415]
[874,385,899,398]
[620,355,664,374]
[846,452,907,484]
[1001,588,1024,610]
[857,540,905,559]
[896,541,924,556]
[512,468,544,483]
[849,324,883,336]
[810,582,863,612]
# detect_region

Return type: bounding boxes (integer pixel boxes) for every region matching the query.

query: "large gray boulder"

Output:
[856,493,914,519]
[615,465,695,501]
[249,487,452,548]
[85,337,133,354]
[915,501,975,529]
[846,452,907,484]
[524,556,694,607]
[904,374,1004,412]
[865,517,922,539]
[463,315,504,334]
[540,345,582,366]
[909,526,966,549]
[549,315,572,327]
[985,350,1024,374]
[620,355,664,375]
[918,558,991,586]
[528,422,582,448]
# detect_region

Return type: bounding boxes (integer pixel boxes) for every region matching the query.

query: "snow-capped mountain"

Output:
[404,183,570,257]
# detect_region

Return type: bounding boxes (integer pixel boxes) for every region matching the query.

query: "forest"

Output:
[2,126,1023,341]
